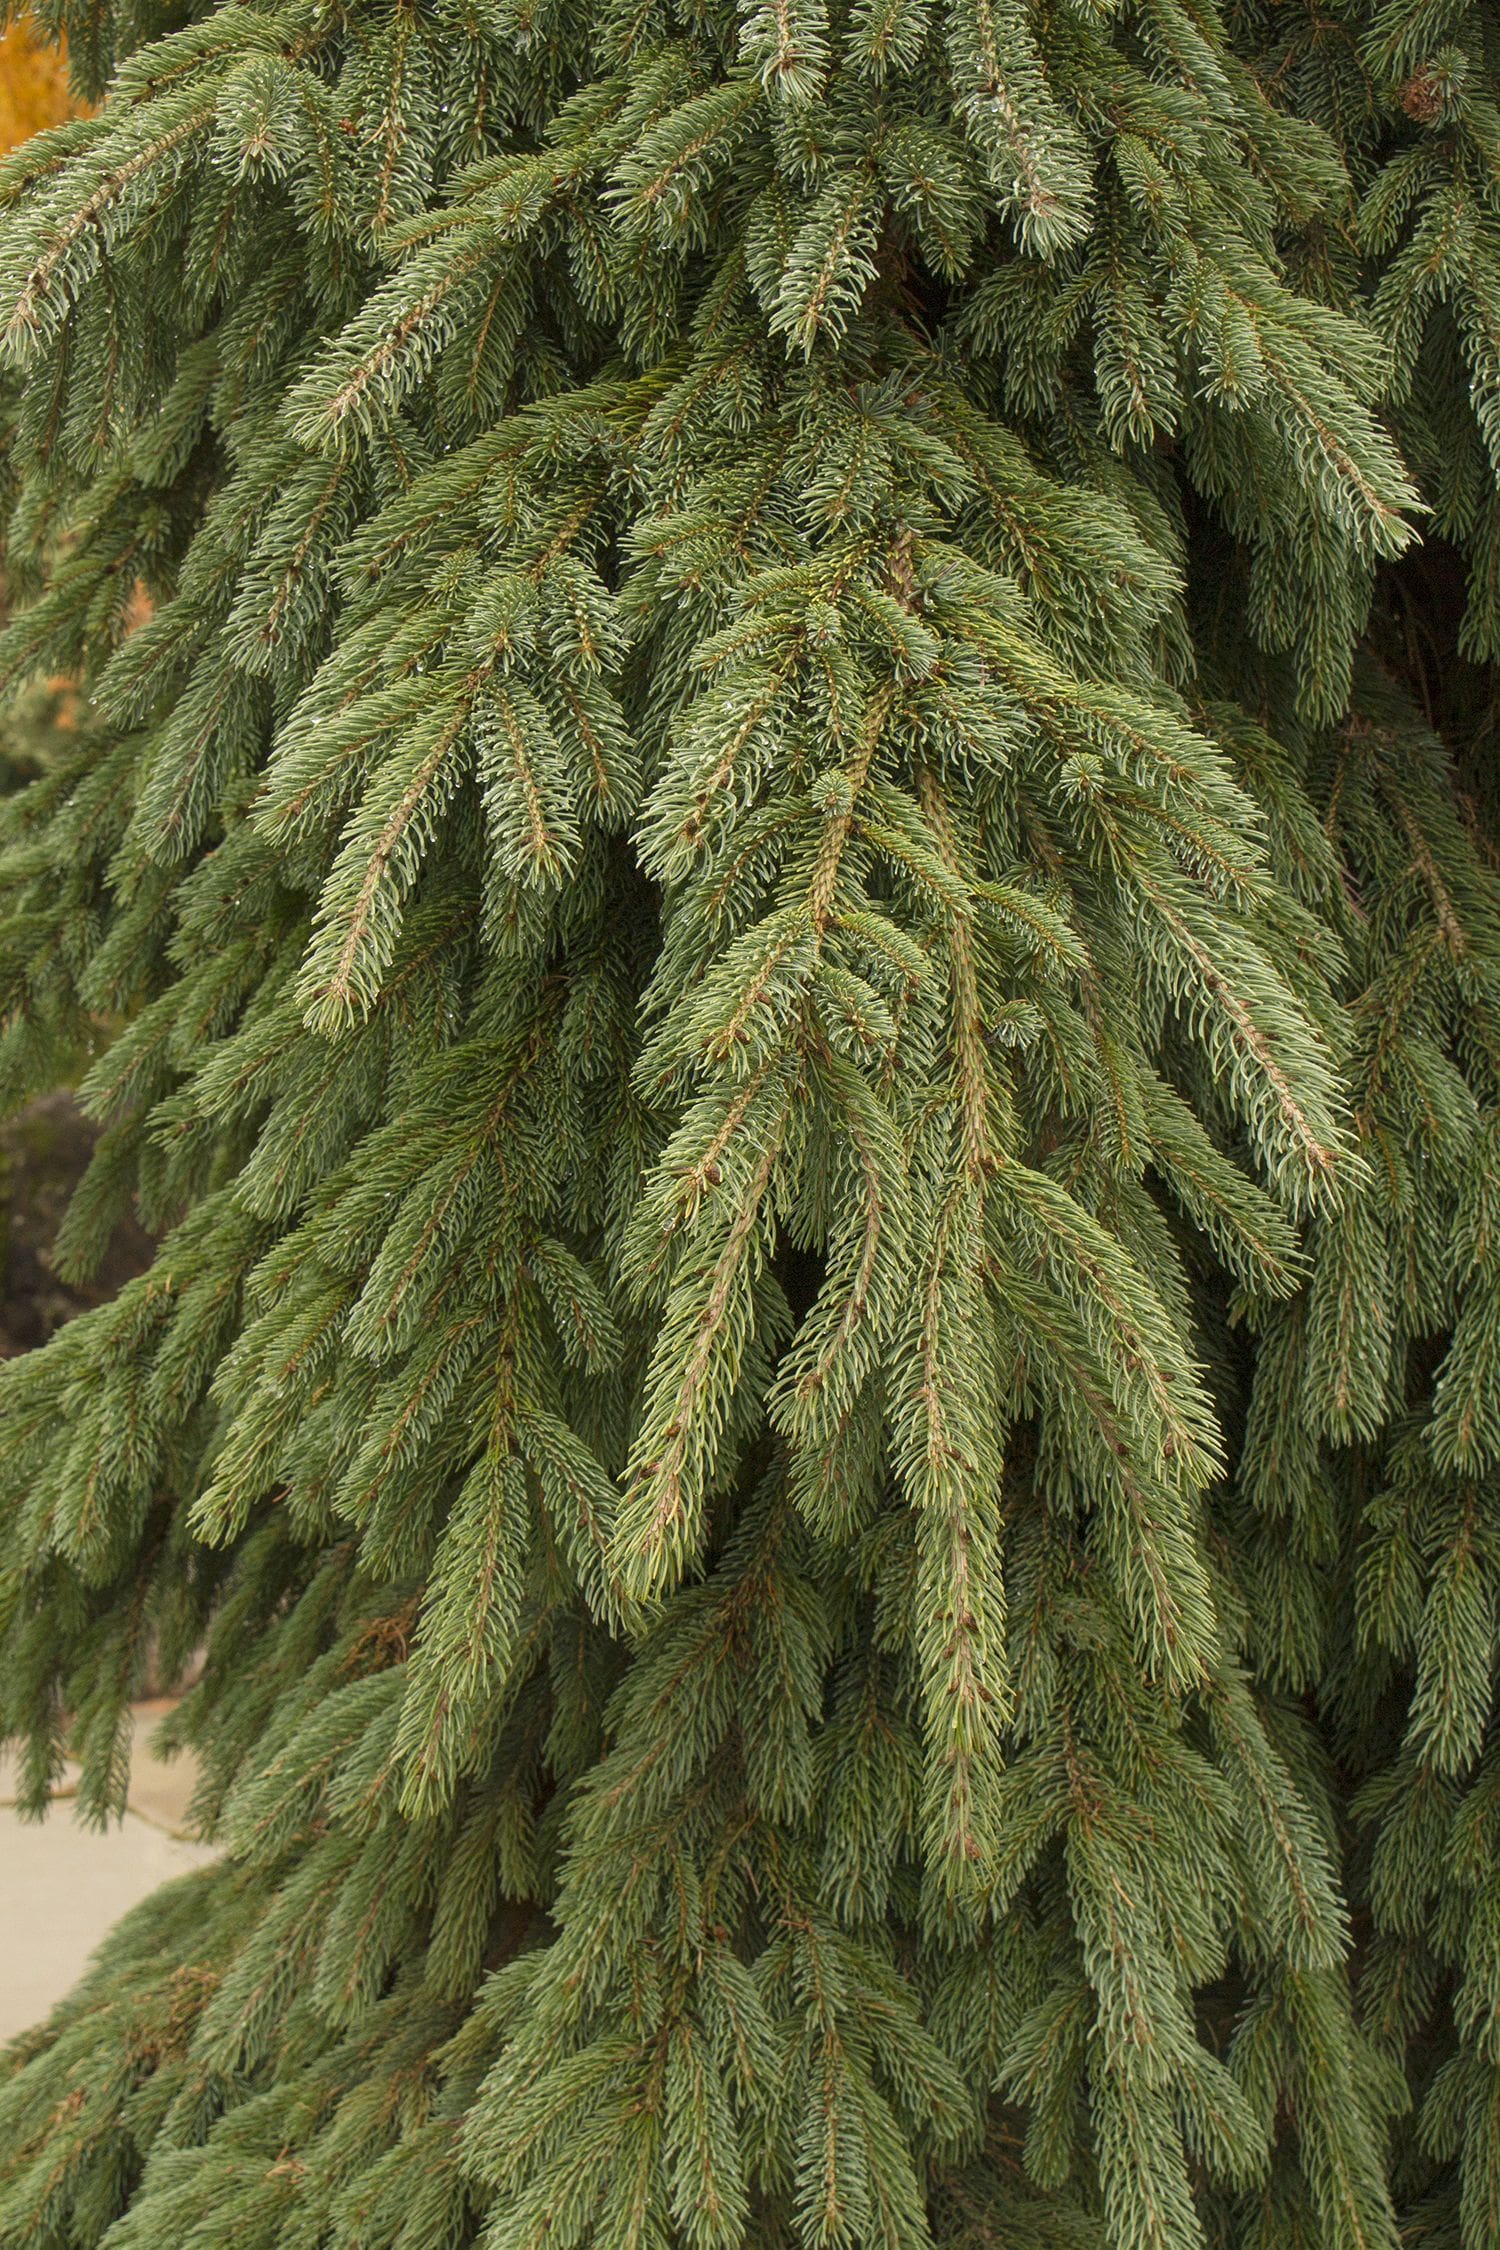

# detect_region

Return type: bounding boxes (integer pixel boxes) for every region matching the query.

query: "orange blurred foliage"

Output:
[0,16,74,156]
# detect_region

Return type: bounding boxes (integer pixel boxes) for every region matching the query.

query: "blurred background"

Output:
[0,17,215,2044]
[0,13,71,149]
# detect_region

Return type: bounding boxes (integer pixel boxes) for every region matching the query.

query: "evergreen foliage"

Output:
[0,0,1497,2244]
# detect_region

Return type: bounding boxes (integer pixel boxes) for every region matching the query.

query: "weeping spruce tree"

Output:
[1,0,1500,2241]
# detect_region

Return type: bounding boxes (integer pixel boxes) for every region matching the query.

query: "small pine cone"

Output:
[1400,66,1444,122]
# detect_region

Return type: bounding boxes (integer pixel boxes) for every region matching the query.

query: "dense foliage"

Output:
[0,0,1498,2244]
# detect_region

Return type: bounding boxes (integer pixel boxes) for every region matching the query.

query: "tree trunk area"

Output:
[0,1094,151,1357]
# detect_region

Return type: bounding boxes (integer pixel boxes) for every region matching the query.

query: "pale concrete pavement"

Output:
[0,1700,215,2041]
